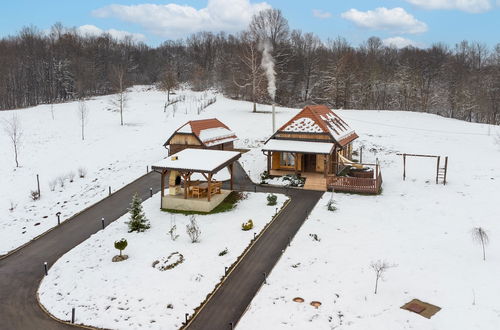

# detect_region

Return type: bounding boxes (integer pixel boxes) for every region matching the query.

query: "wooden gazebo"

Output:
[152,149,241,212]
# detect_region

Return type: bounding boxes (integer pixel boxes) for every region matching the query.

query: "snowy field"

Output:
[238,111,500,330]
[0,86,297,255]
[38,191,286,329]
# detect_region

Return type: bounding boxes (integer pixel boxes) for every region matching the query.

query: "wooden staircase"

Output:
[303,173,327,191]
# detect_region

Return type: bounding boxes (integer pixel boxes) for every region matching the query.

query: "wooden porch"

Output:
[327,161,383,194]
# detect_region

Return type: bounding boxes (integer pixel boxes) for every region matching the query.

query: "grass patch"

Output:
[161,191,247,215]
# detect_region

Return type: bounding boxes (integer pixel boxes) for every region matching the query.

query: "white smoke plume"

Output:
[259,39,276,101]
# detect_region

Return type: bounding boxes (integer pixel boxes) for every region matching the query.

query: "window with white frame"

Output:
[280,152,295,167]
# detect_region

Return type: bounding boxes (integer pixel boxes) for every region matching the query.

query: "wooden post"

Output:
[324,154,328,177]
[267,152,271,174]
[403,153,406,181]
[208,173,212,202]
[36,174,40,198]
[360,147,363,163]
[436,156,441,184]
[229,164,234,190]
[183,173,188,199]
[294,153,298,175]
[443,156,448,185]
[160,170,166,198]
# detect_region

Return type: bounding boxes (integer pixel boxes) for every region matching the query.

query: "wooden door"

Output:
[304,154,316,172]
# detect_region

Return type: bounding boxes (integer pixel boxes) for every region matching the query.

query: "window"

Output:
[280,152,295,167]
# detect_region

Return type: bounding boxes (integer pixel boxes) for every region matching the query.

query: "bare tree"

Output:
[158,66,178,103]
[77,100,89,140]
[371,260,396,294]
[2,114,22,167]
[472,227,489,261]
[186,215,201,243]
[110,65,128,126]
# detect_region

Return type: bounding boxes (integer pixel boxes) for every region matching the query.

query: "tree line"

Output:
[0,10,499,124]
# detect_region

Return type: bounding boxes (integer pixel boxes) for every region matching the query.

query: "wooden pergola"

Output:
[151,149,241,202]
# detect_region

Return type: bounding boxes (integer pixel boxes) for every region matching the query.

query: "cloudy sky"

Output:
[1,0,499,48]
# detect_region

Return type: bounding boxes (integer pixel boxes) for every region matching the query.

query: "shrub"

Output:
[218,247,228,256]
[282,174,305,187]
[67,171,76,183]
[57,175,66,188]
[114,238,128,256]
[127,193,150,232]
[186,215,201,243]
[48,179,57,191]
[267,193,277,206]
[309,233,321,242]
[30,190,40,201]
[327,199,337,212]
[260,170,270,184]
[242,219,254,231]
[8,200,17,212]
[78,167,87,178]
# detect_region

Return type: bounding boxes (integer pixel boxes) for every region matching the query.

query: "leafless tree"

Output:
[2,114,22,167]
[77,100,89,140]
[186,215,201,243]
[110,64,128,126]
[371,260,396,294]
[158,66,178,103]
[472,227,489,261]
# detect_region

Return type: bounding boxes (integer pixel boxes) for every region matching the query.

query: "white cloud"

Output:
[341,7,428,34]
[77,25,146,42]
[406,0,493,13]
[92,0,271,38]
[382,36,423,48]
[312,9,332,19]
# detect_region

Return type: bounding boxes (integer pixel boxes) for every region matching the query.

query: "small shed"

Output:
[152,149,241,212]
[164,118,238,155]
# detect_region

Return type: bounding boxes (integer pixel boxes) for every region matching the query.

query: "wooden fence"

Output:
[327,161,383,194]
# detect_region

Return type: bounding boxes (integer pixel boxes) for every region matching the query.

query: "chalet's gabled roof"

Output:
[277,105,358,147]
[164,118,238,147]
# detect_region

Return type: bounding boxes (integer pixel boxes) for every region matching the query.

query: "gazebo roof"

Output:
[152,149,241,174]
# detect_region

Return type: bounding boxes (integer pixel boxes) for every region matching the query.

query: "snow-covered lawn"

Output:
[0,86,297,255]
[38,191,286,329]
[238,111,500,330]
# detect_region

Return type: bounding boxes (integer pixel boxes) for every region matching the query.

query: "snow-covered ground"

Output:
[38,191,286,329]
[238,111,500,330]
[0,86,297,255]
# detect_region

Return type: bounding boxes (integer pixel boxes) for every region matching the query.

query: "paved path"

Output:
[186,184,322,330]
[0,171,160,330]
[0,163,323,330]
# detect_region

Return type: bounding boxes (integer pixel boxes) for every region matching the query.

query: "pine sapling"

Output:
[127,193,150,232]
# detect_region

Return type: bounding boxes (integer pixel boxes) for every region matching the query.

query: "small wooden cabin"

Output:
[262,105,358,176]
[164,118,238,156]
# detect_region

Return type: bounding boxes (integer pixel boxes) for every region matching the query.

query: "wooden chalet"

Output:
[164,118,237,155]
[262,105,382,193]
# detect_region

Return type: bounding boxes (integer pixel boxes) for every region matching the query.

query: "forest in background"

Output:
[0,9,499,125]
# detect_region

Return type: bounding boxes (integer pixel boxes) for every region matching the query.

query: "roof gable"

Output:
[165,118,238,147]
[277,105,358,147]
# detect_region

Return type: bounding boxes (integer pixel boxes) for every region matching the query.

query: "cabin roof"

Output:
[152,149,241,174]
[262,139,335,154]
[276,105,358,147]
[164,118,238,147]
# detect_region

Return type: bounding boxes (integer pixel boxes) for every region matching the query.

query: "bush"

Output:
[282,174,305,187]
[186,215,201,243]
[78,167,87,178]
[67,171,76,183]
[327,199,337,212]
[218,247,228,256]
[267,193,277,206]
[48,179,57,191]
[260,170,270,184]
[114,238,128,256]
[127,193,150,232]
[57,175,66,188]
[30,190,40,201]
[309,233,321,242]
[242,219,254,231]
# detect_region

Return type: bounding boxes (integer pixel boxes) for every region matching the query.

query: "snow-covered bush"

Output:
[186,215,201,243]
[78,167,87,178]
[67,171,76,183]
[282,174,305,187]
[218,247,228,256]
[30,190,40,201]
[327,199,337,212]
[267,193,277,206]
[114,238,128,256]
[127,193,150,232]
[309,233,321,242]
[260,170,269,184]
[48,179,57,191]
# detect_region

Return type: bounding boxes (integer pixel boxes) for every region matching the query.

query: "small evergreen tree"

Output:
[127,193,150,232]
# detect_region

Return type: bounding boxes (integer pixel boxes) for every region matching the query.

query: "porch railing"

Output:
[327,160,383,194]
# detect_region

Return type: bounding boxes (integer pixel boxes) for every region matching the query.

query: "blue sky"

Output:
[1,0,499,48]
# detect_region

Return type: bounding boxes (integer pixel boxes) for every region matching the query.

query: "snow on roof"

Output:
[283,117,323,133]
[262,139,335,154]
[152,149,241,173]
[277,105,357,146]
[199,127,238,146]
[166,118,237,147]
